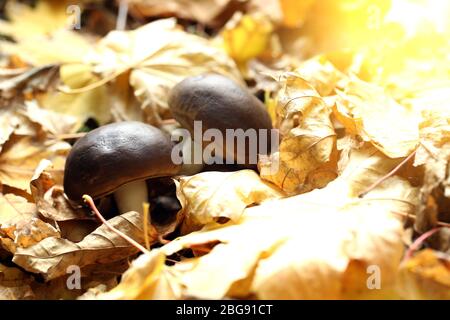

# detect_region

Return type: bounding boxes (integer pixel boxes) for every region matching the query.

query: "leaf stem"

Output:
[358,149,417,198]
[403,227,443,263]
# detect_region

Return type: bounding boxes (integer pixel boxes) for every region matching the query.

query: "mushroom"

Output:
[63,121,181,214]
[168,73,274,167]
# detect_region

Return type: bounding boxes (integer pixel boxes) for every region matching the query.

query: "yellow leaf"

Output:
[0,136,70,192]
[97,250,181,300]
[259,74,337,194]
[398,249,450,299]
[220,12,274,65]
[176,170,284,234]
[104,145,416,300]
[39,64,112,127]
[334,77,420,158]
[85,18,242,124]
[279,0,315,28]
[0,1,94,65]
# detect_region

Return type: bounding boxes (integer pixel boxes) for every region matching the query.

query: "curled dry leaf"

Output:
[176,170,284,234]
[12,211,156,281]
[259,74,336,194]
[22,101,79,137]
[0,193,37,228]
[85,18,242,124]
[397,249,450,300]
[30,159,89,221]
[292,55,346,97]
[0,193,59,254]
[400,87,450,233]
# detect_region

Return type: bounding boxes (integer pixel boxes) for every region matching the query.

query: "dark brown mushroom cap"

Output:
[168,74,274,164]
[63,121,181,202]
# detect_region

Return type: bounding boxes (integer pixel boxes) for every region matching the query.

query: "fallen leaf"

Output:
[278,0,315,28]
[259,74,337,194]
[397,249,450,299]
[21,100,78,137]
[0,1,94,65]
[30,159,90,221]
[176,170,284,234]
[0,193,37,228]
[0,135,70,191]
[0,264,34,300]
[127,0,242,26]
[96,249,181,300]
[85,18,242,125]
[39,64,113,127]
[219,12,274,68]
[12,211,156,281]
[334,76,420,158]
[101,145,416,299]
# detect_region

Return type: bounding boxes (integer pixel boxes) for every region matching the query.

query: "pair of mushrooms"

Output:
[64,74,273,214]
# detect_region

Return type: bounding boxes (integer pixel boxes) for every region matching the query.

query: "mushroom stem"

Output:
[179,136,204,175]
[114,180,148,214]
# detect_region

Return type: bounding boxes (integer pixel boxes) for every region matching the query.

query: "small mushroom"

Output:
[168,73,274,167]
[63,121,181,214]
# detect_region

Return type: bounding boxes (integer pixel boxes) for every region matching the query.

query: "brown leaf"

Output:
[128,0,242,26]
[30,159,90,221]
[12,211,156,281]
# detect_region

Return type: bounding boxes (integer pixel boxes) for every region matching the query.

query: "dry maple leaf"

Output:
[259,74,337,194]
[175,170,284,234]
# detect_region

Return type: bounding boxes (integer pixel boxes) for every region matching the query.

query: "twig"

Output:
[83,194,151,255]
[358,149,417,198]
[55,132,87,140]
[403,227,442,263]
[142,202,151,250]
[390,210,450,228]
